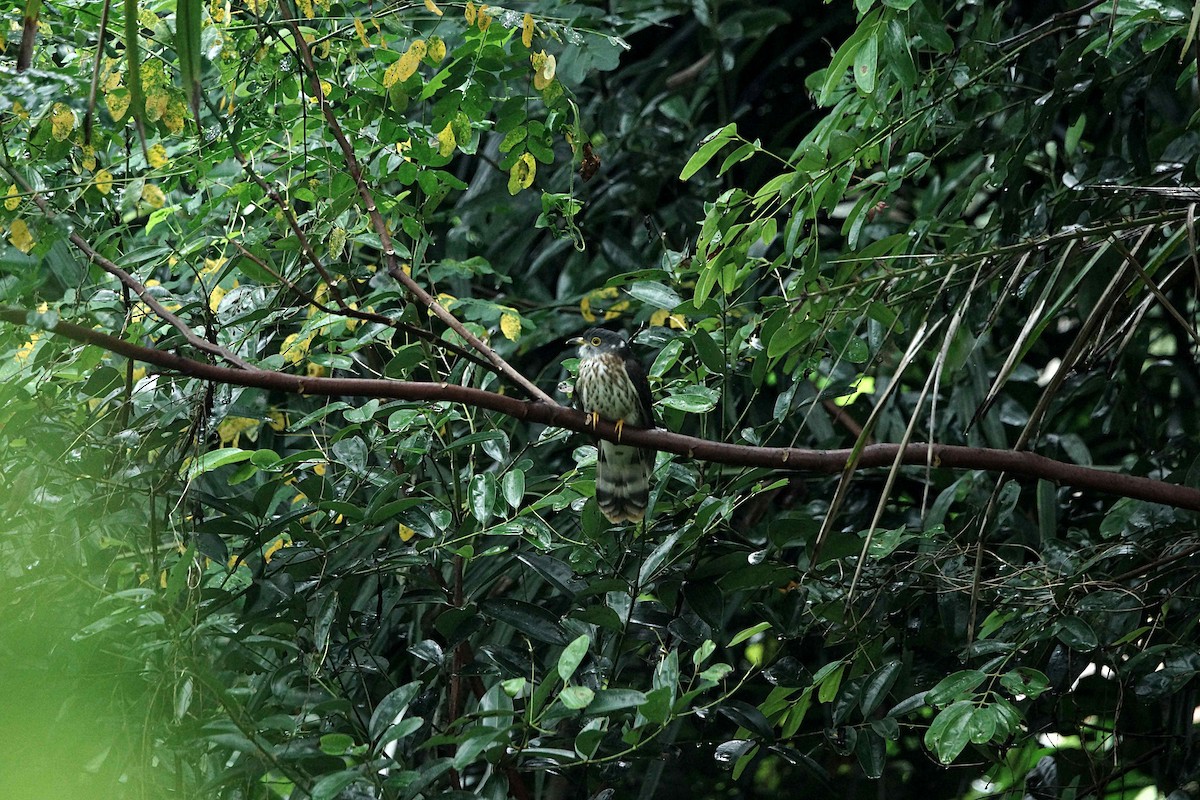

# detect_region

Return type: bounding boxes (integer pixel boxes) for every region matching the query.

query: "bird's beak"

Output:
[566,336,584,346]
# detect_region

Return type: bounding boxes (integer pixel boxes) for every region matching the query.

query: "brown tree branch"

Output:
[279,5,559,406]
[6,306,1200,512]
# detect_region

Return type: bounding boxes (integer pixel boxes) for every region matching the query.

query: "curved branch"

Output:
[5,307,1199,512]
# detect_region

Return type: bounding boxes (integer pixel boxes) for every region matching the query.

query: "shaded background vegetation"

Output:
[3,0,1200,798]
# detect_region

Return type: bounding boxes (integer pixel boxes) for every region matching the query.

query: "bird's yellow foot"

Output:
[586,410,600,429]
[614,418,625,442]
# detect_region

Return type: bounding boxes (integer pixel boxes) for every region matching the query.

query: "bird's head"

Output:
[568,328,630,360]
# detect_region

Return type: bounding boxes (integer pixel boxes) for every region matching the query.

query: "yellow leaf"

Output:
[477,6,492,31]
[209,284,227,312]
[267,408,288,431]
[106,88,131,121]
[8,218,35,254]
[306,361,327,378]
[81,145,96,171]
[142,184,166,208]
[507,152,536,195]
[95,169,113,194]
[522,13,534,48]
[101,58,122,91]
[163,97,186,134]
[397,39,426,81]
[464,1,476,25]
[423,0,443,16]
[297,0,314,19]
[263,537,288,562]
[437,121,456,157]
[4,185,19,211]
[14,331,41,362]
[49,102,75,141]
[398,523,416,542]
[354,17,370,47]
[650,309,688,330]
[145,85,169,122]
[500,311,521,341]
[147,142,169,168]
[581,287,622,323]
[280,332,312,364]
[427,35,446,62]
[216,415,258,447]
[383,60,403,88]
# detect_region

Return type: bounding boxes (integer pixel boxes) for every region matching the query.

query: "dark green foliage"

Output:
[3,1,1200,798]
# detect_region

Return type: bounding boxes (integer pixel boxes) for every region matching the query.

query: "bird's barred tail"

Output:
[595,442,652,523]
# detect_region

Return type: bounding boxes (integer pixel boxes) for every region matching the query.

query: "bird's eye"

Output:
[590,336,602,346]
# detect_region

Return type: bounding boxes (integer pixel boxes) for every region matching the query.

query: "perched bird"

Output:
[568,328,655,523]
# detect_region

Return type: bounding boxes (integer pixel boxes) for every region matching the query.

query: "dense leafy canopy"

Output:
[3,0,1200,798]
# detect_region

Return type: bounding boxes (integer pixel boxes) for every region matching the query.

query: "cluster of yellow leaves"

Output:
[580,287,629,323]
[131,279,183,323]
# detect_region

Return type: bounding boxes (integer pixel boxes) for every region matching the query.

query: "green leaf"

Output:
[924,701,975,764]
[559,685,595,710]
[729,621,771,647]
[479,598,569,645]
[680,123,738,180]
[853,27,879,94]
[557,634,590,684]
[311,770,362,800]
[469,473,496,524]
[184,447,253,480]
[1056,617,1099,651]
[660,385,719,413]
[501,469,525,509]
[859,660,901,716]
[369,682,422,741]
[586,688,647,714]
[925,669,986,706]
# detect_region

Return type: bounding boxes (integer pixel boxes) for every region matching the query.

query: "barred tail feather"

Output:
[595,442,651,523]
